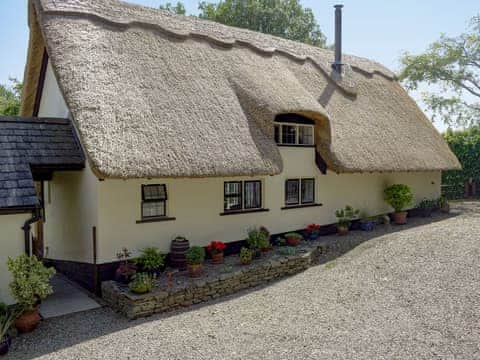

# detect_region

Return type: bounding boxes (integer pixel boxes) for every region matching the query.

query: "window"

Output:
[274,123,314,146]
[141,184,167,218]
[285,178,315,206]
[224,181,262,212]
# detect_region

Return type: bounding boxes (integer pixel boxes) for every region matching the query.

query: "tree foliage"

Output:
[442,127,480,198]
[0,78,22,116]
[159,1,186,15]
[399,15,480,127]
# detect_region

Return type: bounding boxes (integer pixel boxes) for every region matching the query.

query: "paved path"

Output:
[7,202,480,359]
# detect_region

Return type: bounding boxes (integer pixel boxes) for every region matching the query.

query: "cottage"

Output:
[0,0,460,301]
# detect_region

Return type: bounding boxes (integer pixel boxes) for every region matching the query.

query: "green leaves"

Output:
[0,78,22,116]
[159,2,186,15]
[399,16,480,127]
[198,0,326,47]
[384,184,413,212]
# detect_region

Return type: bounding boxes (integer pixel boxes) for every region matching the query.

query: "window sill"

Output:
[220,208,270,216]
[277,144,315,148]
[281,203,323,210]
[136,216,176,224]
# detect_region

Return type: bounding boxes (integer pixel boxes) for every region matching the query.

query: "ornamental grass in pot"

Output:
[134,247,166,276]
[335,205,360,235]
[285,232,303,246]
[438,196,450,213]
[7,254,55,333]
[128,273,156,294]
[186,246,205,278]
[207,241,227,264]
[384,184,413,225]
[0,302,17,356]
[418,198,436,217]
[246,227,269,257]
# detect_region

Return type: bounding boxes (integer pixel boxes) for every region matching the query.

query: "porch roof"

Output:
[0,116,84,212]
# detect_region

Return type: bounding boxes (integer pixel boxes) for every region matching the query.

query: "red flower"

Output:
[207,241,227,254]
[306,224,321,233]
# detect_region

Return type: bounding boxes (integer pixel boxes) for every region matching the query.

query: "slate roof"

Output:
[0,116,85,211]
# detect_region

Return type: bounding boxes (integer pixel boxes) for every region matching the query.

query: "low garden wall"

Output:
[102,241,328,319]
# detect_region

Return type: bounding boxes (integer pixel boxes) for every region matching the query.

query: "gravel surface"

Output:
[7,202,480,359]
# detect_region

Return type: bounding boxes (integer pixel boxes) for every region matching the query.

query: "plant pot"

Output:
[440,204,450,213]
[211,252,224,264]
[240,258,252,266]
[0,334,12,356]
[15,307,41,333]
[392,211,408,225]
[252,249,262,259]
[337,225,349,235]
[187,263,203,278]
[308,233,319,241]
[286,237,301,246]
[360,221,375,232]
[420,208,432,217]
[171,237,190,271]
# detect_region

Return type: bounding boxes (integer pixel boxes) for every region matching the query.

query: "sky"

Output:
[0,0,478,131]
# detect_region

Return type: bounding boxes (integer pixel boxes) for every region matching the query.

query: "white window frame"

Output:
[275,123,315,146]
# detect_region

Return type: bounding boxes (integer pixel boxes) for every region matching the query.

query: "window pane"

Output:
[143,185,166,200]
[224,195,242,211]
[244,181,261,209]
[281,125,297,144]
[285,180,300,205]
[299,126,314,145]
[142,201,165,217]
[225,182,241,196]
[301,179,315,204]
[224,182,242,211]
[274,124,280,143]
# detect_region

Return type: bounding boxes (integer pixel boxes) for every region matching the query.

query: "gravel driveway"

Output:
[7,202,480,359]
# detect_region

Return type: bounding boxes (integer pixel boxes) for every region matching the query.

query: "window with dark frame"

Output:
[224,180,262,212]
[142,184,167,218]
[274,123,315,146]
[285,178,315,206]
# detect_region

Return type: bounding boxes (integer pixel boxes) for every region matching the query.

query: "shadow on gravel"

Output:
[6,205,471,359]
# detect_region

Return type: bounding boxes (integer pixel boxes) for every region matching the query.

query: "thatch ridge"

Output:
[24,0,460,178]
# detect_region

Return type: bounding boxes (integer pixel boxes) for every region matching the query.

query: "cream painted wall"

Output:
[0,214,30,305]
[38,62,69,118]
[97,147,441,263]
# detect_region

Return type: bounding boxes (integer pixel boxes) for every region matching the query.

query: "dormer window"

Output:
[274,114,315,146]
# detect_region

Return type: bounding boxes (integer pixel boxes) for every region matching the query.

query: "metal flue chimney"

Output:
[332,4,343,73]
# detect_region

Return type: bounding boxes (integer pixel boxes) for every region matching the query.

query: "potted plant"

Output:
[7,254,55,333]
[384,184,413,225]
[0,303,17,356]
[285,232,303,246]
[418,198,435,217]
[186,246,205,278]
[206,241,227,264]
[128,273,156,294]
[134,247,166,275]
[335,205,360,235]
[239,247,252,265]
[305,224,321,240]
[438,196,450,213]
[115,247,136,284]
[246,228,269,257]
[359,216,377,231]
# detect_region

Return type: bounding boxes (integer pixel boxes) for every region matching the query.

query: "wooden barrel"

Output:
[170,237,190,271]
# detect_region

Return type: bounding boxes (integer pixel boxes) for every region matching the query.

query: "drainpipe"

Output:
[22,206,41,255]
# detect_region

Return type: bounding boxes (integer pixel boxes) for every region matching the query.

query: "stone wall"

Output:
[102,242,327,319]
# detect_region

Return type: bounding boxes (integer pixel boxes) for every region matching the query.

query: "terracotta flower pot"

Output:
[211,252,224,264]
[286,237,301,246]
[0,334,12,356]
[441,204,450,214]
[15,307,41,333]
[337,225,349,235]
[393,211,408,225]
[187,263,203,278]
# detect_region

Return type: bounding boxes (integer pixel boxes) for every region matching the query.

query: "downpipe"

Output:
[21,206,41,255]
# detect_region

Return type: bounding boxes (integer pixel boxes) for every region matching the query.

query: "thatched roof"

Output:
[21,0,460,178]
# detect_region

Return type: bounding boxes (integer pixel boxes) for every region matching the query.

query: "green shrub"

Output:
[7,254,56,310]
[134,247,166,272]
[384,184,413,212]
[186,246,205,265]
[129,273,155,294]
[240,247,252,262]
[246,227,269,250]
[335,205,360,227]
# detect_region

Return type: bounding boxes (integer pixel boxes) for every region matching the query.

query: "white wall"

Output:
[38,62,69,118]
[96,147,441,263]
[0,214,30,305]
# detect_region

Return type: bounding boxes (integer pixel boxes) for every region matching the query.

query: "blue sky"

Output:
[0,0,478,130]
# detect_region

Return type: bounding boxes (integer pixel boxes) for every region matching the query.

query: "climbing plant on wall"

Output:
[442,127,480,199]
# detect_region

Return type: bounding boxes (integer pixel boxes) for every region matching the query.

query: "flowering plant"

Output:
[206,241,227,254]
[305,224,321,234]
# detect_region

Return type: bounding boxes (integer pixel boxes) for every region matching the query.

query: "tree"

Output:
[198,0,326,47]
[399,15,480,127]
[159,2,186,15]
[0,78,22,116]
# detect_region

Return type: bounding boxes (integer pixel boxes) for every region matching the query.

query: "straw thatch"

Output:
[23,0,460,178]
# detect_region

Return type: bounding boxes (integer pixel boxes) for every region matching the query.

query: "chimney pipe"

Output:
[333,4,343,73]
